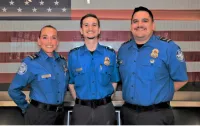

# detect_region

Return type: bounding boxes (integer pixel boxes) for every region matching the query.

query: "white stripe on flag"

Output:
[0,41,200,53]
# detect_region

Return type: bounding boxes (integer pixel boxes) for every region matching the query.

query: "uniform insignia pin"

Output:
[150,59,155,64]
[63,65,68,72]
[104,57,110,66]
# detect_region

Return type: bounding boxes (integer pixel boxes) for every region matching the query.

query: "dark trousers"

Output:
[120,103,175,125]
[70,102,116,125]
[24,104,65,125]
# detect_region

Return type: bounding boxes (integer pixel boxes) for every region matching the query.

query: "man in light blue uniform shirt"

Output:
[8,25,69,125]
[118,6,188,125]
[68,14,120,125]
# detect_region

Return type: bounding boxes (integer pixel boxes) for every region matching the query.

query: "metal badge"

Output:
[104,57,110,66]
[75,67,83,72]
[150,48,159,58]
[41,74,51,79]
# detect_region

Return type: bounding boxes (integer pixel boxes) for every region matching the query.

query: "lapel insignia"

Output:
[150,59,155,64]
[63,65,68,72]
[104,57,110,66]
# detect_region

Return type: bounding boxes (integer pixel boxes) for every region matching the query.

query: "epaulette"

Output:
[28,53,38,60]
[121,39,132,46]
[104,46,115,53]
[59,54,67,61]
[69,46,81,54]
[159,36,172,43]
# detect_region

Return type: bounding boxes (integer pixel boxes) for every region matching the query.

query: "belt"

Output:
[30,99,64,112]
[75,96,112,108]
[124,102,170,112]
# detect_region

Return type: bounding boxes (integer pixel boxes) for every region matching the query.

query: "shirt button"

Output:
[132,85,134,87]
[133,60,136,62]
[58,82,60,84]
[57,101,59,103]
[58,91,60,93]
[92,58,94,60]
[92,81,95,83]
[131,97,133,99]
[57,73,59,75]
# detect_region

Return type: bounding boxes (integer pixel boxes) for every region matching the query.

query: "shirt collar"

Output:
[129,34,156,50]
[38,49,60,60]
[80,43,104,55]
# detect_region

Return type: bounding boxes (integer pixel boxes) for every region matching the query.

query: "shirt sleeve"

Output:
[68,52,75,84]
[167,42,188,81]
[111,53,120,83]
[8,59,34,112]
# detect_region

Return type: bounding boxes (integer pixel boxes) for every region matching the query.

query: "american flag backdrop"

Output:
[0,0,200,91]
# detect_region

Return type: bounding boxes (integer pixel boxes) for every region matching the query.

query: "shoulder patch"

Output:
[59,54,67,60]
[104,46,115,53]
[28,53,38,60]
[159,36,172,43]
[121,39,132,46]
[69,46,81,54]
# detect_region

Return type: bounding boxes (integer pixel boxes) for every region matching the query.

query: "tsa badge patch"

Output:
[176,49,185,62]
[17,62,27,75]
[104,57,110,66]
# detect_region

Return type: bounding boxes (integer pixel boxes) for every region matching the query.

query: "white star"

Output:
[2,7,7,12]
[54,0,59,5]
[9,0,14,5]
[24,1,29,5]
[62,7,67,12]
[17,7,22,12]
[32,7,37,12]
[39,0,44,5]
[47,7,52,12]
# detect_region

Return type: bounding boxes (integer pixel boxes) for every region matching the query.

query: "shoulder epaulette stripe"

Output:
[28,54,38,60]
[121,39,132,46]
[159,36,172,43]
[104,46,115,53]
[59,54,67,60]
[69,46,81,53]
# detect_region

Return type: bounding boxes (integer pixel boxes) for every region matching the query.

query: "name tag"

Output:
[41,74,51,79]
[75,68,82,72]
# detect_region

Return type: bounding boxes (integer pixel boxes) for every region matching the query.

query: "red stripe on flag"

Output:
[0,31,200,42]
[71,10,200,20]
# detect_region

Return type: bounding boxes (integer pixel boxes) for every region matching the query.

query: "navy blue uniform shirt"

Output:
[68,44,120,100]
[118,35,188,106]
[8,49,69,112]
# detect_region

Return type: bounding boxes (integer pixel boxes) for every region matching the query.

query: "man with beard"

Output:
[68,13,120,125]
[118,6,188,125]
[8,25,69,125]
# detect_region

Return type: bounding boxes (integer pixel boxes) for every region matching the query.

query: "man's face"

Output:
[80,17,100,40]
[131,11,155,42]
[37,27,58,56]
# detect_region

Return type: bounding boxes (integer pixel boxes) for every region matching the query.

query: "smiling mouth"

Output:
[46,45,53,48]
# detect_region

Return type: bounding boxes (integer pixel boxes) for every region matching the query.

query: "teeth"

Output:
[46,45,53,48]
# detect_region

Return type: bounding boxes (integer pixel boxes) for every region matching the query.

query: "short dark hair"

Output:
[38,25,57,38]
[80,13,100,28]
[131,6,154,23]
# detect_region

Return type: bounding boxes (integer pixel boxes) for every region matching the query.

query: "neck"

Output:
[135,34,153,44]
[85,38,98,51]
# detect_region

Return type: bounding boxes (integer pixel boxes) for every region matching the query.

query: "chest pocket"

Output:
[100,64,113,86]
[73,68,85,86]
[139,60,154,80]
[37,74,56,93]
